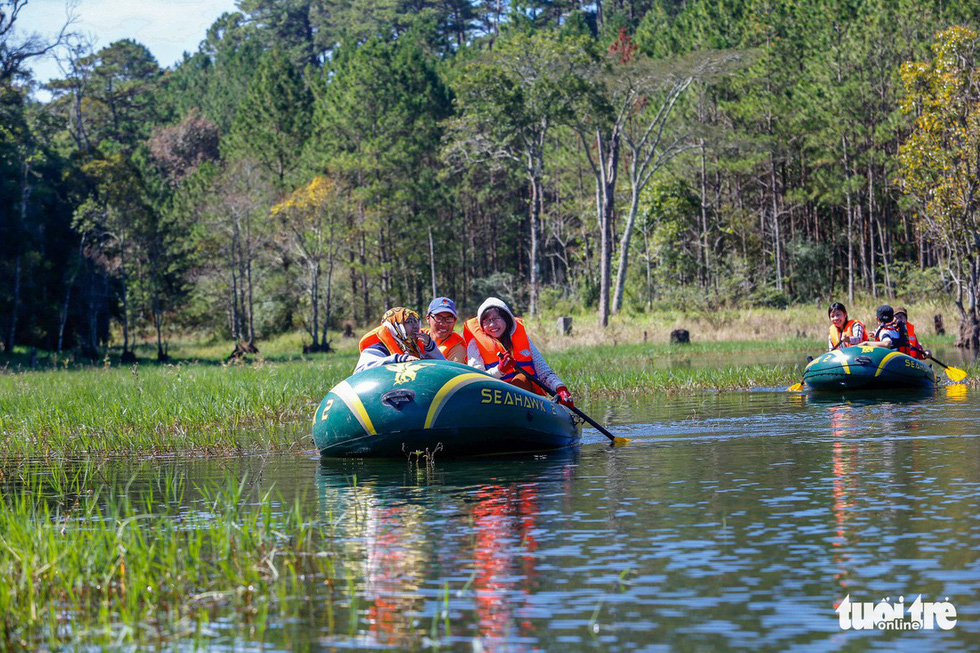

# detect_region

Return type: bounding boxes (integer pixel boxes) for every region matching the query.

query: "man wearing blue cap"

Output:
[424,297,466,362]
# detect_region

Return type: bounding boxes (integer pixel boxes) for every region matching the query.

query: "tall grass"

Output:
[0,469,356,650]
[1,335,974,459]
[0,357,356,458]
[524,299,956,351]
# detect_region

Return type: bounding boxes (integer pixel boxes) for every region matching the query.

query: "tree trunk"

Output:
[360,232,370,325]
[956,254,980,349]
[428,225,437,300]
[769,153,783,292]
[245,245,255,348]
[120,239,130,355]
[598,185,615,328]
[310,261,320,347]
[527,139,544,317]
[322,235,336,347]
[602,133,625,321]
[699,137,711,289]
[7,154,33,355]
[6,255,20,354]
[153,300,168,362]
[57,268,74,353]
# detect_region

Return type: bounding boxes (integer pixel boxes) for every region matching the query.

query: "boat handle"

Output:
[381,389,416,410]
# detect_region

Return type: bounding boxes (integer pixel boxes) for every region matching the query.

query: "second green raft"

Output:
[802,345,936,391]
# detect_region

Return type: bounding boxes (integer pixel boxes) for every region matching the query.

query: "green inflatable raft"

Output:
[312,360,581,457]
[802,345,936,391]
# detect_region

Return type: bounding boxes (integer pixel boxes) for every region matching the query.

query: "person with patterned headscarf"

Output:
[354,307,445,373]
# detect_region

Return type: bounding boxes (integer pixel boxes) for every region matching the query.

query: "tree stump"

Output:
[934,314,945,336]
[556,316,573,335]
[228,341,259,361]
[343,323,355,338]
[670,329,690,344]
[120,350,137,364]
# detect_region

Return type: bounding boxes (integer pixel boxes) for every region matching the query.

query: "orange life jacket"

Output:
[904,322,925,359]
[462,317,546,396]
[828,319,866,349]
[358,325,424,356]
[424,329,465,362]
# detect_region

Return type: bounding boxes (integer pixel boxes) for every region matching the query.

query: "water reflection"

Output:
[316,452,576,649]
[7,388,979,650]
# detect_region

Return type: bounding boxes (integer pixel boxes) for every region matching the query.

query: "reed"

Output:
[0,468,356,650]
[0,357,356,458]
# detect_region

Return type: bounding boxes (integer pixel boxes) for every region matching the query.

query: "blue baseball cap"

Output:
[427,297,457,317]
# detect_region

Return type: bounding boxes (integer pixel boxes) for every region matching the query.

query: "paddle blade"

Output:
[944,366,968,383]
[787,381,805,392]
[610,436,632,446]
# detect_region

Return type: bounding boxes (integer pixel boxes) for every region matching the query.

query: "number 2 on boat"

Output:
[320,398,334,421]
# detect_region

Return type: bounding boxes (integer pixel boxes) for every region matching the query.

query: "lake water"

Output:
[94,382,980,651]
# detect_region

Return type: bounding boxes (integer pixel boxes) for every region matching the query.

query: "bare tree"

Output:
[203,160,274,357]
[575,34,743,324]
[271,175,348,352]
[0,0,76,82]
[445,31,593,316]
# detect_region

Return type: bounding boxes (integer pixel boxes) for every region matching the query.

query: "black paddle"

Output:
[496,352,629,445]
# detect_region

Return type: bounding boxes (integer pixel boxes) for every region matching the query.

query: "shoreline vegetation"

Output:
[1,307,974,460]
[0,308,975,649]
[0,469,365,650]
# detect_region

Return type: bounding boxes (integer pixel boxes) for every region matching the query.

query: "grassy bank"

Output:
[0,300,958,371]
[1,334,974,459]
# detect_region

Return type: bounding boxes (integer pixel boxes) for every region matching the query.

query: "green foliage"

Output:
[898,25,980,340]
[8,0,980,357]
[224,48,312,191]
[50,40,163,151]
[161,14,264,135]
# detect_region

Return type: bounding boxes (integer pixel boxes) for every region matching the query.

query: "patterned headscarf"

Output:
[381,307,421,356]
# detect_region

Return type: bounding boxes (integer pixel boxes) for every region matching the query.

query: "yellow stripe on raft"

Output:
[875,351,904,378]
[831,349,850,375]
[332,380,377,436]
[424,373,490,429]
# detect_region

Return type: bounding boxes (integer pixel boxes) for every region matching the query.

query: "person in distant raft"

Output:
[865,304,910,351]
[827,301,867,351]
[354,307,445,373]
[423,297,466,363]
[893,306,930,359]
[463,297,574,408]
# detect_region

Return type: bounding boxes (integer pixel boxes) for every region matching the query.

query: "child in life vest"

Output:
[866,304,910,350]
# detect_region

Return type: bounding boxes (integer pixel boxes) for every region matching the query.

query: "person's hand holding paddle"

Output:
[555,386,574,408]
[496,351,515,375]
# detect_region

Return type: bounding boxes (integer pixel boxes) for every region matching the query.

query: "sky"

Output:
[16,0,239,86]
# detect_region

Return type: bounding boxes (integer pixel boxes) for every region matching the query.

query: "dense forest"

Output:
[2,0,980,360]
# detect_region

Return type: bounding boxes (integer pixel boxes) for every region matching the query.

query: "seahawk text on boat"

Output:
[480,388,557,413]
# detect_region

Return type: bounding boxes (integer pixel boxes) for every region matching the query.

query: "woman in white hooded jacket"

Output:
[462,297,574,407]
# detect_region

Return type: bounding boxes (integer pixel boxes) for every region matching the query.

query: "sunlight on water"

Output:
[20,386,980,650]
